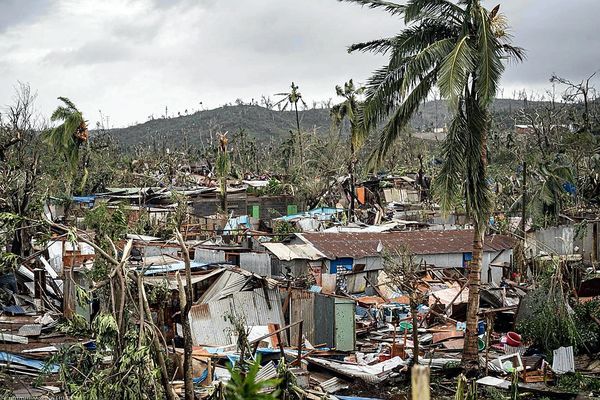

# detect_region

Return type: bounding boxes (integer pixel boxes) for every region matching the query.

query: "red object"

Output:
[506,331,522,347]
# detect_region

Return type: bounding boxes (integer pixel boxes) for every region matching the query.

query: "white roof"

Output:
[262,242,325,261]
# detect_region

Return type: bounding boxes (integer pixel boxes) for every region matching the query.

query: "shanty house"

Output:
[280,230,516,283]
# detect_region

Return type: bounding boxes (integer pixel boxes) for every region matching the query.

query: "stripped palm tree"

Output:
[331,79,367,221]
[275,82,307,171]
[44,97,89,191]
[339,0,525,366]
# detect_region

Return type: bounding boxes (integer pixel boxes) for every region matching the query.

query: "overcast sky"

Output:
[1,0,599,128]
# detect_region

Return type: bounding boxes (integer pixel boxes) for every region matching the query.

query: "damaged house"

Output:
[264,230,516,284]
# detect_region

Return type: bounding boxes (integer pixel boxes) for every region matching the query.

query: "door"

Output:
[334,299,355,351]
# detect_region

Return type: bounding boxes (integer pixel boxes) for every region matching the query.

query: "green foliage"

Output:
[455,374,477,400]
[0,251,18,275]
[272,220,297,242]
[557,372,600,394]
[573,299,600,352]
[147,281,170,306]
[225,356,281,400]
[43,97,87,172]
[84,203,128,242]
[516,282,581,353]
[50,327,163,400]
[58,314,91,336]
[248,178,294,197]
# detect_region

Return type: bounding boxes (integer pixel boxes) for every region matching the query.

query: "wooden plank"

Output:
[411,365,430,400]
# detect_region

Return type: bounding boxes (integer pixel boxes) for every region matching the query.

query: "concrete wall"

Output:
[192,194,295,221]
[526,225,574,257]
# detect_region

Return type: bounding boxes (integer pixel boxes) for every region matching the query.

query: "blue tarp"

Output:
[223,215,250,233]
[192,369,209,384]
[72,196,96,204]
[0,352,59,373]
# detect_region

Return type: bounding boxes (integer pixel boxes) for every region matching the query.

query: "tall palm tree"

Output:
[340,0,524,366]
[44,97,89,192]
[275,82,307,171]
[331,79,367,221]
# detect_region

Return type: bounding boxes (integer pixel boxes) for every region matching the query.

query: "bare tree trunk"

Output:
[176,231,195,400]
[140,278,177,400]
[294,102,303,171]
[220,177,227,215]
[462,224,484,367]
[410,296,419,364]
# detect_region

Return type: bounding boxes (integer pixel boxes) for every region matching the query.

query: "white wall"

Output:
[526,225,574,257]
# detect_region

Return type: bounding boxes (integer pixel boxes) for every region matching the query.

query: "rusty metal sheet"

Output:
[299,231,516,259]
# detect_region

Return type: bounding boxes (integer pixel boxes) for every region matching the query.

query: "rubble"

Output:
[1,182,599,399]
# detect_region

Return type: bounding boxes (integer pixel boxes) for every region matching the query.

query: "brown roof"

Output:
[299,230,516,259]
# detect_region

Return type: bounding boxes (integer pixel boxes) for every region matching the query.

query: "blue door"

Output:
[330,258,353,273]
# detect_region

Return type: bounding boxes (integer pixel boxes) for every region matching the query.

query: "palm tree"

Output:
[331,79,367,221]
[340,0,524,366]
[275,82,307,171]
[44,97,89,192]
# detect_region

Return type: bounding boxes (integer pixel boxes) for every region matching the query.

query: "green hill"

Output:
[109,99,543,148]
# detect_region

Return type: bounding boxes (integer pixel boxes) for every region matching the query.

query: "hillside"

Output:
[109,98,542,148]
[110,105,332,148]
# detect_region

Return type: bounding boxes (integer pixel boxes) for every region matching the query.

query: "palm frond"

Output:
[361,64,407,132]
[438,35,475,107]
[337,0,405,16]
[368,70,437,167]
[400,38,454,96]
[463,96,492,223]
[502,44,526,63]
[404,0,463,24]
[433,107,469,214]
[348,38,395,54]
[473,5,504,106]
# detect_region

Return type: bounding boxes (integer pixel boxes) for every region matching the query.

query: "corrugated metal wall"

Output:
[239,252,271,277]
[288,290,315,344]
[189,288,285,346]
[195,248,226,263]
[314,294,335,348]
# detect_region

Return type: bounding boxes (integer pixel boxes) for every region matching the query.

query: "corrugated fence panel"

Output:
[191,288,285,346]
[289,290,315,344]
[239,253,272,277]
[189,300,233,346]
[314,294,335,348]
[195,248,226,263]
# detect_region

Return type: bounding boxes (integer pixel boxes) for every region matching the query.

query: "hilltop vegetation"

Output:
[109,98,548,148]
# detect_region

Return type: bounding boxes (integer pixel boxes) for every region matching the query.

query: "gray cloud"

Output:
[0,0,51,32]
[42,40,132,66]
[0,0,599,127]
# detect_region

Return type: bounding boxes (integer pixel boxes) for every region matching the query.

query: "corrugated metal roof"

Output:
[262,242,325,261]
[198,270,249,303]
[320,377,349,394]
[552,346,575,374]
[298,230,516,259]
